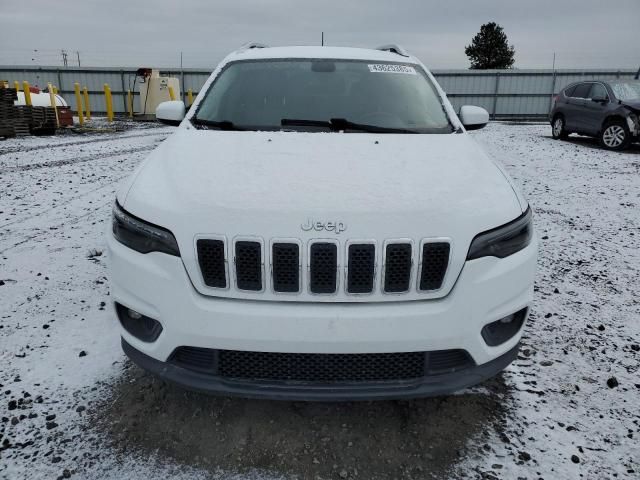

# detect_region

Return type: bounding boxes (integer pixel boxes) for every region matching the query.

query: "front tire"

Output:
[600,120,630,151]
[552,116,568,140]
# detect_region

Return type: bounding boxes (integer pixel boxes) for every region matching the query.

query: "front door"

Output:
[581,83,610,135]
[565,83,592,133]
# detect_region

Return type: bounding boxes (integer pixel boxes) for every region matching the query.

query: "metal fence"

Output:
[1,65,637,119]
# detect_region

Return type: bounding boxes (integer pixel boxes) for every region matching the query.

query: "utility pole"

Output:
[321,32,324,46]
[76,51,81,67]
[61,50,68,67]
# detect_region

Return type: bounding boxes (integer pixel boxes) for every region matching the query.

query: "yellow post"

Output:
[52,85,58,95]
[127,89,133,118]
[74,82,84,126]
[168,85,176,101]
[104,84,114,122]
[187,89,193,106]
[83,86,91,119]
[22,81,32,106]
[14,81,20,92]
[47,82,59,128]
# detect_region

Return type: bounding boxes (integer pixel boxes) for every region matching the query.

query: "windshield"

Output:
[610,81,640,101]
[194,59,453,133]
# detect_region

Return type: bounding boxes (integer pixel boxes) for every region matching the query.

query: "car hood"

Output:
[120,128,522,223]
[118,128,525,301]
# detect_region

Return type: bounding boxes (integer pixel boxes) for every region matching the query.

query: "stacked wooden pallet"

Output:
[30,106,57,134]
[0,87,18,138]
[13,105,32,136]
[0,87,60,137]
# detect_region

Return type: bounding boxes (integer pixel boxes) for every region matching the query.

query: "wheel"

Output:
[600,120,630,151]
[551,116,568,140]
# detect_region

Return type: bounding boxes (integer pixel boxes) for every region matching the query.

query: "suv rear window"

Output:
[588,83,608,100]
[194,59,453,133]
[571,83,592,99]
[564,85,577,97]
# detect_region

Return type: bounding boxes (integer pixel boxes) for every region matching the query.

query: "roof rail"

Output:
[236,42,269,53]
[376,44,410,57]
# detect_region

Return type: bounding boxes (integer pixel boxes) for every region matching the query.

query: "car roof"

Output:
[226,45,420,64]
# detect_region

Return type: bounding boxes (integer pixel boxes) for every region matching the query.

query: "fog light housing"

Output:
[481,308,527,347]
[115,303,163,342]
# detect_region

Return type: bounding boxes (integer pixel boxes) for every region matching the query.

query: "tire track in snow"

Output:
[0,197,113,254]
[0,173,129,230]
[0,145,158,174]
[0,130,169,157]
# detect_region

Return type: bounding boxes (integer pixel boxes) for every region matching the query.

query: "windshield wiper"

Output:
[192,118,246,130]
[281,118,419,133]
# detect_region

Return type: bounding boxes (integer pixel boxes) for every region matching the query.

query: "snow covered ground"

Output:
[0,121,638,480]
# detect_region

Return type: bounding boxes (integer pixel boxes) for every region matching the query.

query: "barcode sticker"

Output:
[368,64,417,75]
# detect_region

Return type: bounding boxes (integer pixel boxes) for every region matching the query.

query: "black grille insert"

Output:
[309,243,337,294]
[170,346,216,373]
[219,350,425,382]
[419,242,450,291]
[196,239,226,288]
[427,349,474,374]
[384,243,412,293]
[168,347,476,383]
[347,244,375,293]
[235,241,262,291]
[272,243,300,293]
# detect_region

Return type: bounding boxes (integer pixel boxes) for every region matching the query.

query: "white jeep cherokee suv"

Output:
[107,44,537,400]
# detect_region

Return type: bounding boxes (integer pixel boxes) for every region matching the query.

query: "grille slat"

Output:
[309,243,337,294]
[420,242,450,291]
[169,347,476,383]
[347,244,375,294]
[196,239,227,288]
[272,243,300,293]
[384,243,412,293]
[235,241,262,291]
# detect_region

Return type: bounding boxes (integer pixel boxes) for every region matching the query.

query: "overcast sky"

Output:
[1,0,638,70]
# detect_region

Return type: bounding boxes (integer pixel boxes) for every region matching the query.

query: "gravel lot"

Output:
[0,121,638,479]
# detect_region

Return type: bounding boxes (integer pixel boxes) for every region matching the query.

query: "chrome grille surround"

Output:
[194,235,452,299]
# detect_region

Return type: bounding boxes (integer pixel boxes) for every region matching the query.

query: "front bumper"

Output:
[122,337,520,400]
[107,230,537,399]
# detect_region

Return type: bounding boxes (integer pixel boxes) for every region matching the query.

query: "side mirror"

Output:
[156,101,185,126]
[591,95,608,104]
[459,105,489,130]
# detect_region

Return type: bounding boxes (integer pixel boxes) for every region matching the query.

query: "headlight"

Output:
[467,207,533,260]
[112,202,180,256]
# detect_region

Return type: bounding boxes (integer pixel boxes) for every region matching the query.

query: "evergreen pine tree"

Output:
[465,22,516,69]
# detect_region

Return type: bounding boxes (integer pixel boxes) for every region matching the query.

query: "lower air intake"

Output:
[168,347,477,383]
[218,350,426,382]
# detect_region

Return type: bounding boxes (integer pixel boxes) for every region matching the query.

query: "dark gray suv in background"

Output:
[550,80,640,150]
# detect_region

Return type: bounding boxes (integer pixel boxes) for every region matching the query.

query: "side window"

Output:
[572,83,592,99]
[589,83,608,100]
[564,85,577,97]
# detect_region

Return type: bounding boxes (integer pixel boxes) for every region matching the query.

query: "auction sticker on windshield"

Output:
[368,64,416,74]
